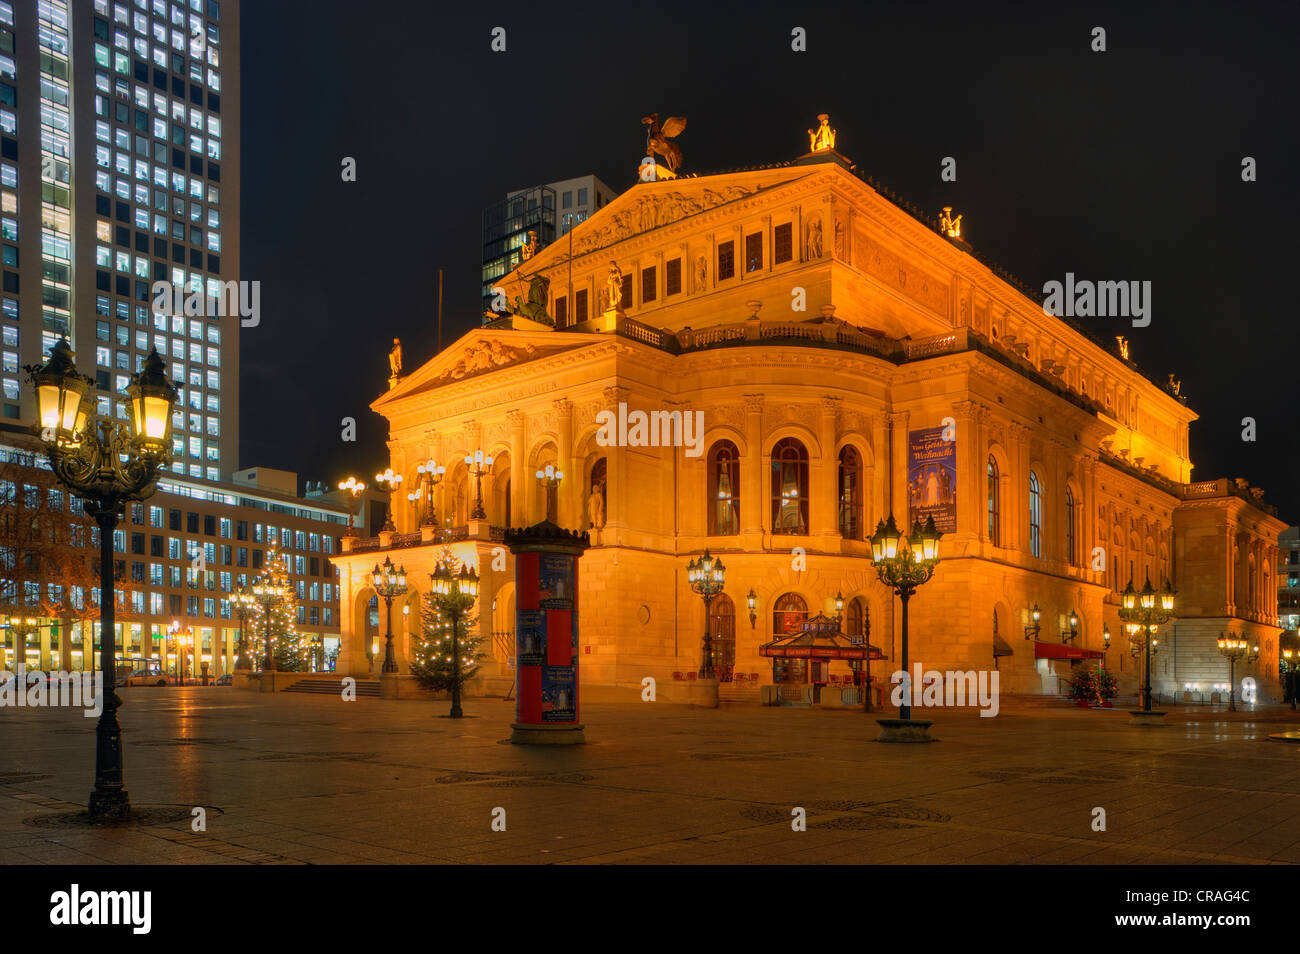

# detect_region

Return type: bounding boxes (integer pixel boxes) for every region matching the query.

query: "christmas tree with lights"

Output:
[410,548,485,693]
[247,541,308,672]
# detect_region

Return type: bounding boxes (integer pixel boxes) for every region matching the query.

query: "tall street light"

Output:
[535,463,563,522]
[430,561,479,717]
[375,468,404,531]
[465,450,494,520]
[231,590,256,670]
[168,620,193,686]
[337,476,366,535]
[1118,576,1175,712]
[26,340,178,819]
[1217,634,1258,712]
[411,458,445,527]
[869,514,942,722]
[372,556,408,674]
[686,550,725,679]
[1284,648,1298,711]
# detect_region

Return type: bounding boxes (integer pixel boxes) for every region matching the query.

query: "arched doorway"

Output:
[710,594,736,681]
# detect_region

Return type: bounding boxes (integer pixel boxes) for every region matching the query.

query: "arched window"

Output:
[837,446,862,540]
[987,455,1000,545]
[709,594,736,681]
[707,441,740,536]
[845,597,868,640]
[772,592,807,636]
[1065,487,1076,566]
[503,477,511,529]
[771,438,808,535]
[1029,471,1042,558]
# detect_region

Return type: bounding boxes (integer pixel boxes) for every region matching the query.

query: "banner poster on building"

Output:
[541,666,577,722]
[907,426,957,533]
[538,553,574,608]
[516,610,547,666]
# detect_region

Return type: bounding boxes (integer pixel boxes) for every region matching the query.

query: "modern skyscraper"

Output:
[481,173,615,314]
[2,0,240,482]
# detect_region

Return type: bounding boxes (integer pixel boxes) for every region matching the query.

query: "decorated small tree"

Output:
[247,542,308,672]
[410,548,486,715]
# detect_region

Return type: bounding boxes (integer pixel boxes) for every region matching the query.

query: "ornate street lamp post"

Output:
[337,476,366,535]
[252,576,289,671]
[1217,633,1258,712]
[372,556,408,674]
[231,590,255,670]
[535,463,563,522]
[430,561,479,717]
[686,550,726,679]
[375,468,404,531]
[1284,649,1298,711]
[869,514,942,722]
[465,450,495,520]
[168,620,193,686]
[26,340,178,819]
[1118,576,1175,712]
[408,457,444,527]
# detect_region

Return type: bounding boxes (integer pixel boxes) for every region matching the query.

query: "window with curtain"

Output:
[771,438,808,534]
[838,446,862,540]
[1029,471,1041,558]
[707,441,739,536]
[987,455,1000,545]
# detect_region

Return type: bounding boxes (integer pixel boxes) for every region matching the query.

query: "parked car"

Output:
[215,673,233,686]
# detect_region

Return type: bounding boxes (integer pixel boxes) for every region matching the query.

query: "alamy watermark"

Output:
[595,402,704,458]
[0,664,103,717]
[1041,273,1151,327]
[889,664,1000,717]
[151,280,261,327]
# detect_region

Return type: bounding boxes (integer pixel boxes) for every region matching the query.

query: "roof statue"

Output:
[511,271,554,326]
[940,206,962,239]
[642,113,687,174]
[520,229,538,261]
[1116,335,1130,360]
[808,113,836,152]
[387,337,403,388]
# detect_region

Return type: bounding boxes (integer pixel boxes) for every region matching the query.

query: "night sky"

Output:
[239,0,1299,522]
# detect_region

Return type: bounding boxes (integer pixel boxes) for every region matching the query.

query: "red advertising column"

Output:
[505,521,590,745]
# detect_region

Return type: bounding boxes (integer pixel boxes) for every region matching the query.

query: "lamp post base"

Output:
[510,722,586,745]
[88,788,130,819]
[876,718,936,743]
[1128,709,1168,726]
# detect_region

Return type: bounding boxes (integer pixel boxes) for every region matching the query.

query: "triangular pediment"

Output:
[512,165,816,280]
[373,329,594,411]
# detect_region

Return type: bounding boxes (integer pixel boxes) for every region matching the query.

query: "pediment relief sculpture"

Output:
[435,340,540,383]
[571,184,758,256]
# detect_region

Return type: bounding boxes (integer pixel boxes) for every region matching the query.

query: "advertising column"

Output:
[505,521,590,745]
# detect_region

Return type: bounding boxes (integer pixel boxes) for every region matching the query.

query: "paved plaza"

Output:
[4,689,1300,865]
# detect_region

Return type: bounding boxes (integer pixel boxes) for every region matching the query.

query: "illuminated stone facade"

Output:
[332,138,1285,703]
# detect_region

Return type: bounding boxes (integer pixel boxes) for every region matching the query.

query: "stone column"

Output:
[507,410,525,528]
[871,414,887,529]
[554,397,575,528]
[603,386,629,535]
[813,397,839,539]
[887,412,909,523]
[951,400,979,542]
[741,394,765,538]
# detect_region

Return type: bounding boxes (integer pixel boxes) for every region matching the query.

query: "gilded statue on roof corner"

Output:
[642,113,687,173]
[808,113,836,152]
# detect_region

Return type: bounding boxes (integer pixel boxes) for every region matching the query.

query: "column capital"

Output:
[743,393,765,414]
[602,385,629,405]
[553,397,574,420]
[506,409,525,429]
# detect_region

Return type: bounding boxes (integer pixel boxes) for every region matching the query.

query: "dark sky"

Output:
[240,0,1299,522]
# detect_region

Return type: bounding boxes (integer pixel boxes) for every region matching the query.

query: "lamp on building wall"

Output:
[465,450,495,520]
[686,550,726,679]
[27,339,178,820]
[834,591,845,619]
[746,589,758,629]
[1024,603,1041,640]
[337,476,366,535]
[375,469,404,531]
[1119,576,1176,712]
[869,514,942,722]
[1061,609,1079,643]
[371,556,408,675]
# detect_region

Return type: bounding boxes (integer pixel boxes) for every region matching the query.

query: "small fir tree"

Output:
[247,541,308,672]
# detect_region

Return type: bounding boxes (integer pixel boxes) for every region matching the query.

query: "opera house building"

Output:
[331,120,1285,706]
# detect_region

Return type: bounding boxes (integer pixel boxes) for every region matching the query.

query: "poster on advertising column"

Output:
[907,426,957,533]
